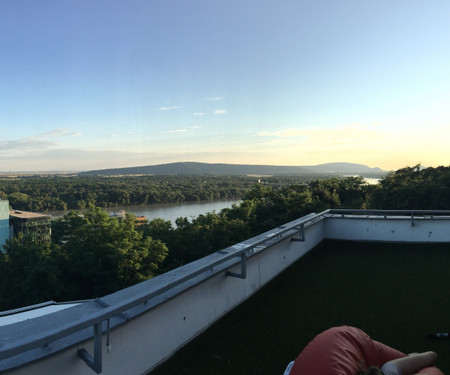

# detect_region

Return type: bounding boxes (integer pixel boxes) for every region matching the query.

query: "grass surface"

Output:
[149,240,450,375]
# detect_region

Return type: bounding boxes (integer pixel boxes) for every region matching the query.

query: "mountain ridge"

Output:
[80,162,387,177]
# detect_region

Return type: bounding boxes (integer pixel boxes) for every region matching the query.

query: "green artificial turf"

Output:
[150,240,450,375]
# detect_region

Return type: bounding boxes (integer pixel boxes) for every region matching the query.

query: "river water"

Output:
[47,200,241,224]
[109,178,381,223]
[115,199,241,224]
[49,177,380,223]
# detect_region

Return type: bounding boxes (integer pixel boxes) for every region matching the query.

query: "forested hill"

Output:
[80,161,387,177]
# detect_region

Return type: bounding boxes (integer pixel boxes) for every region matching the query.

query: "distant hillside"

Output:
[80,162,387,177]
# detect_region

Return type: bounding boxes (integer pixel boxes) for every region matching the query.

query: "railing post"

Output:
[226,253,247,279]
[291,223,305,242]
[78,322,102,373]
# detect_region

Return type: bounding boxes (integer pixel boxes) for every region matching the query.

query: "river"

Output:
[49,200,241,224]
[49,178,381,223]
[126,177,379,223]
[118,199,241,223]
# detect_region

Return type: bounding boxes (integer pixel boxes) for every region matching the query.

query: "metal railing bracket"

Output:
[226,253,247,279]
[291,224,305,242]
[78,323,102,374]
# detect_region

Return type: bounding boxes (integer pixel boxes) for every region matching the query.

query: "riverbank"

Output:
[48,199,241,224]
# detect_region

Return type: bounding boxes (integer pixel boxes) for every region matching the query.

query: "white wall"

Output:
[6,217,325,375]
[7,213,450,375]
[324,216,450,243]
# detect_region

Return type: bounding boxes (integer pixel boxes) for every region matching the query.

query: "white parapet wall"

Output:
[0,213,325,375]
[324,212,450,243]
[2,210,450,375]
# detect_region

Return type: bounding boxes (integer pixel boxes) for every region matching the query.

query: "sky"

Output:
[1,0,450,172]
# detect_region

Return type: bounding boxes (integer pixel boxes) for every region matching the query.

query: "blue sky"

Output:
[1,0,449,172]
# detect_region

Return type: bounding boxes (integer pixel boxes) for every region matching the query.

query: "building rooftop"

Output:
[0,302,82,327]
[9,210,51,219]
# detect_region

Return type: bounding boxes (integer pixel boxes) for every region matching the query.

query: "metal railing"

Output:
[3,209,450,373]
[0,211,327,373]
[325,209,450,226]
[326,209,450,216]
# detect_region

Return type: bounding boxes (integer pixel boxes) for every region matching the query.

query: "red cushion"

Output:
[289,326,404,375]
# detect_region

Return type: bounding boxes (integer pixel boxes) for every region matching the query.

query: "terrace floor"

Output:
[149,239,450,375]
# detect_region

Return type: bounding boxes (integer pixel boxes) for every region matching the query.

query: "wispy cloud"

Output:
[193,112,205,116]
[160,106,181,111]
[205,96,223,101]
[257,129,306,138]
[37,128,82,138]
[0,128,82,159]
[167,129,188,134]
[167,125,202,134]
[0,138,57,157]
[257,124,381,145]
[213,109,227,115]
[254,124,392,166]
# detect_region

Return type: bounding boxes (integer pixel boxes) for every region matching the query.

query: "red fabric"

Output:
[289,326,444,375]
[289,326,404,375]
[418,367,445,375]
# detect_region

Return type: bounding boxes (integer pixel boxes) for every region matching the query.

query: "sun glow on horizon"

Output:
[1,1,449,172]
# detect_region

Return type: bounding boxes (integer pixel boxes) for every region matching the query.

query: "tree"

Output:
[336,176,370,209]
[368,165,450,210]
[56,206,168,299]
[8,192,30,210]
[0,236,62,310]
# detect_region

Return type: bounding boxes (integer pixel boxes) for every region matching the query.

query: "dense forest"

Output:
[1,165,450,310]
[0,175,299,212]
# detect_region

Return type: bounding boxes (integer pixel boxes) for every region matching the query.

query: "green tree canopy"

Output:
[369,165,450,209]
[0,205,168,310]
[56,206,168,299]
[0,235,62,309]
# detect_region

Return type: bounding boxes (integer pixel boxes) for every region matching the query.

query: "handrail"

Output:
[327,209,450,216]
[3,208,450,372]
[0,210,327,364]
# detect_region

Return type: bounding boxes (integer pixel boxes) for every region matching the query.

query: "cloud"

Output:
[0,128,83,161]
[205,96,223,101]
[213,109,227,115]
[0,138,57,157]
[166,125,201,134]
[257,129,306,138]
[253,124,391,165]
[37,128,82,138]
[193,112,205,116]
[0,148,157,172]
[159,106,181,111]
[257,124,382,145]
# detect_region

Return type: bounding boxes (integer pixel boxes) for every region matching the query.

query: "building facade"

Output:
[0,200,9,249]
[9,210,52,244]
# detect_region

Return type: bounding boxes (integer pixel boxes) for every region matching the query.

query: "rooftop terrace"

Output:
[1,210,450,374]
[150,239,450,375]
